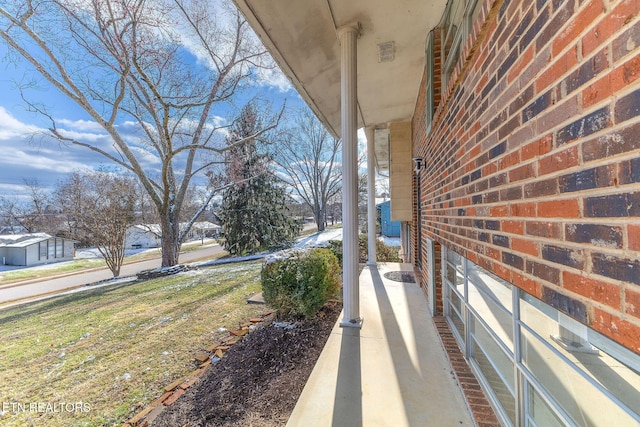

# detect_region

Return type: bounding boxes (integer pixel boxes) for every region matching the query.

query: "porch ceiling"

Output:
[234,0,446,164]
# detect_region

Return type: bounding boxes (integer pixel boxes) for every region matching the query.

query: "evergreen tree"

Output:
[219,103,300,255]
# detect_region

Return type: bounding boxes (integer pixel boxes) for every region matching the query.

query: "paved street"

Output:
[0,244,225,305]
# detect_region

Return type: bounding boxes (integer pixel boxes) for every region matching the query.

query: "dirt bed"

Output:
[151,302,342,427]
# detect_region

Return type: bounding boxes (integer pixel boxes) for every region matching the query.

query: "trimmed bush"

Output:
[326,235,401,264]
[261,248,341,318]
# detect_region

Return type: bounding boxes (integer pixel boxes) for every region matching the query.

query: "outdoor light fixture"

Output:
[412,157,424,172]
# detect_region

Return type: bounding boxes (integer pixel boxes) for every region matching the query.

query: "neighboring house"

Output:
[187,221,222,239]
[125,222,222,249]
[0,233,75,266]
[376,201,400,237]
[125,224,161,249]
[234,1,640,426]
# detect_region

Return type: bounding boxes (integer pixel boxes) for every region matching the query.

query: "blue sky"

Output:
[0,1,379,208]
[0,24,304,199]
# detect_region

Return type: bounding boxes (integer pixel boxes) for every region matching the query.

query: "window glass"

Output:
[446,263,464,290]
[471,315,515,393]
[467,263,513,347]
[425,31,435,135]
[526,383,565,427]
[467,263,512,313]
[445,248,465,296]
[447,286,465,341]
[442,248,640,427]
[520,293,640,420]
[520,327,639,427]
[56,239,63,258]
[471,322,516,425]
[446,248,463,268]
[442,0,465,60]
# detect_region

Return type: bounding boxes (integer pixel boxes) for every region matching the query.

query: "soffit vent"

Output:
[377,41,395,62]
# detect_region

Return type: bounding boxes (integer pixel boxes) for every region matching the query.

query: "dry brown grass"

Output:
[0,261,265,426]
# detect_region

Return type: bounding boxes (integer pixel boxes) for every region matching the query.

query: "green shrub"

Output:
[326,235,401,263]
[261,248,341,318]
[326,240,344,264]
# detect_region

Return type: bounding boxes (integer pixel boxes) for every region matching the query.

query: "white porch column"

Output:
[365,126,377,266]
[338,23,362,328]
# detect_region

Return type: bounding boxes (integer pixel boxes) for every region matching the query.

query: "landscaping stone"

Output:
[163,388,185,406]
[150,303,342,427]
[194,352,209,363]
[142,404,166,426]
[130,308,300,427]
[163,377,185,392]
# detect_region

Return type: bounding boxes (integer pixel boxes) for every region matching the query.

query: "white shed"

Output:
[0,233,76,266]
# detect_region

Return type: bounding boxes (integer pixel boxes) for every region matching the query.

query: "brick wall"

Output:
[411,0,640,354]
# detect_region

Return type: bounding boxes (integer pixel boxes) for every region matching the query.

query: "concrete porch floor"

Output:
[287,263,474,426]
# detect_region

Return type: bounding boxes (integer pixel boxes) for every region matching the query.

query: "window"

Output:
[425,238,437,315]
[442,248,640,427]
[39,241,47,260]
[55,238,63,258]
[425,30,435,135]
[441,0,481,90]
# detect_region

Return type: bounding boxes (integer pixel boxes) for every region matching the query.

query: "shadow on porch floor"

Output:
[287,262,475,426]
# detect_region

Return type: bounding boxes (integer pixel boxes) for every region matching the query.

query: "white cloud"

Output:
[129,146,161,166]
[0,107,41,140]
[56,118,105,133]
[253,66,293,93]
[55,128,109,143]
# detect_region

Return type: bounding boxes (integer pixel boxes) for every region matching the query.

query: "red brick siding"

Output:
[411,0,640,354]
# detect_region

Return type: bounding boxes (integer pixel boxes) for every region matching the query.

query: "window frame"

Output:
[424,30,435,136]
[441,247,640,427]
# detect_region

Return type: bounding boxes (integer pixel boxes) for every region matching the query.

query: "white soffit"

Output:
[233,0,447,138]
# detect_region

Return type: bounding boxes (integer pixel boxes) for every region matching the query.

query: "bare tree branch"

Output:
[0,0,277,266]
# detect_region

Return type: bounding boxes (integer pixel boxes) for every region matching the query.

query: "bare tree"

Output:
[273,108,341,232]
[0,197,22,233]
[55,170,137,277]
[0,179,56,234]
[0,0,280,266]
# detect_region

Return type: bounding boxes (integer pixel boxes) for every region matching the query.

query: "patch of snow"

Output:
[379,236,401,247]
[194,253,268,268]
[273,321,296,329]
[75,247,160,259]
[295,228,343,248]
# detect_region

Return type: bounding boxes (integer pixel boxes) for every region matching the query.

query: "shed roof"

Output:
[0,233,53,248]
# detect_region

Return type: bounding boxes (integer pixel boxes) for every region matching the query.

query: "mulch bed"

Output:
[149,302,342,427]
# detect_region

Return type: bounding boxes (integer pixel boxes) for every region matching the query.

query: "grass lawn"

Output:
[0,261,265,427]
